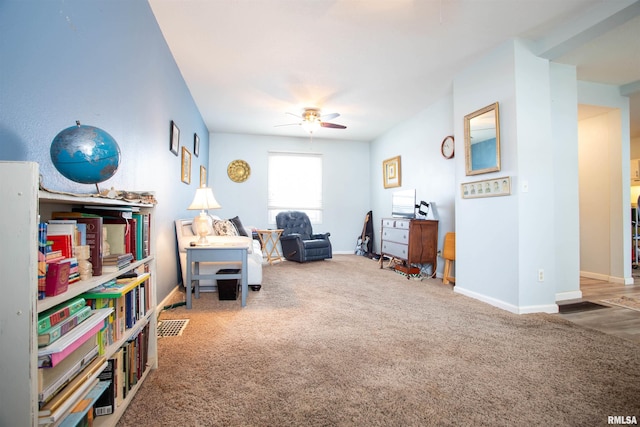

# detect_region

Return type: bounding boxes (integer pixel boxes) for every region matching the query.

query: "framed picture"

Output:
[193,133,200,157]
[382,156,401,189]
[464,102,501,176]
[170,120,180,156]
[181,146,191,184]
[200,165,207,187]
[461,176,511,199]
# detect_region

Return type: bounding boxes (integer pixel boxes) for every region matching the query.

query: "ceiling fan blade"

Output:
[321,112,339,121]
[321,122,347,129]
[274,122,301,127]
[286,112,302,119]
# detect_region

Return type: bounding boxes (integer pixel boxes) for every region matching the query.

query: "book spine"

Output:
[38,223,48,299]
[38,306,92,347]
[39,345,99,404]
[37,297,86,334]
[93,359,115,416]
[75,217,103,276]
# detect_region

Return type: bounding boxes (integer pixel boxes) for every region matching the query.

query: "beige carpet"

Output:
[117,255,640,426]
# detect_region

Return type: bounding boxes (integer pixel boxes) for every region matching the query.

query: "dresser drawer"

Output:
[381,241,408,259]
[394,219,410,229]
[381,227,409,244]
[382,218,395,228]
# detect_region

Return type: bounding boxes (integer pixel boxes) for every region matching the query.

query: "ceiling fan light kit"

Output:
[278,107,347,134]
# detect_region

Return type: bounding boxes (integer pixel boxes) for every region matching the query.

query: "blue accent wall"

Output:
[0,0,209,302]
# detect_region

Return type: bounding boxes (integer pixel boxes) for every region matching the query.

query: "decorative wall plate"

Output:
[227,159,251,183]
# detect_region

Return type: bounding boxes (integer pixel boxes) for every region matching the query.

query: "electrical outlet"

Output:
[538,269,544,282]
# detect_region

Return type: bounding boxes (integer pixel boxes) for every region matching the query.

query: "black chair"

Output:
[276,211,332,263]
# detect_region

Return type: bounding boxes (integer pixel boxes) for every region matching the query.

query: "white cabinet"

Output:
[0,161,157,427]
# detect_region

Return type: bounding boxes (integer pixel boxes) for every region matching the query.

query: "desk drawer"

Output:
[381,227,409,244]
[381,241,408,259]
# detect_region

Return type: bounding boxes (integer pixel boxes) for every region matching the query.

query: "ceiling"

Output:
[148,0,640,142]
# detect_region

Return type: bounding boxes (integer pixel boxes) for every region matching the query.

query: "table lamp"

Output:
[188,187,221,246]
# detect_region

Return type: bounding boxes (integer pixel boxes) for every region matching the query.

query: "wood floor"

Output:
[558,276,640,344]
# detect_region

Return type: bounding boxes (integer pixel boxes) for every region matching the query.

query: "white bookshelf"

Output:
[0,161,157,427]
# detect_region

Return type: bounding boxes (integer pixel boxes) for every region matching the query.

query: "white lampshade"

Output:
[188,187,221,246]
[188,187,221,211]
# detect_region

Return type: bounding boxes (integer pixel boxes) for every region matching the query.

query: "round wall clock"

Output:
[441,135,455,159]
[227,159,251,183]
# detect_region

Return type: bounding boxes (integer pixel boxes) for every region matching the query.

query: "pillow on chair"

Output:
[213,219,238,236]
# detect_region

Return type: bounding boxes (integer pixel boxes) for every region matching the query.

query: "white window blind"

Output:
[268,152,323,224]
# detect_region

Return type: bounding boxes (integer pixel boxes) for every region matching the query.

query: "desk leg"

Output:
[194,261,201,299]
[186,252,193,309]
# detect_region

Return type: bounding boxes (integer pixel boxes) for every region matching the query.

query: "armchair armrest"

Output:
[311,232,331,240]
[280,233,303,241]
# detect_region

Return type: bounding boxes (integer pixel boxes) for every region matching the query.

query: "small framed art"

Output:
[200,166,207,187]
[194,133,200,157]
[461,176,510,199]
[181,146,191,184]
[382,156,401,189]
[170,120,180,156]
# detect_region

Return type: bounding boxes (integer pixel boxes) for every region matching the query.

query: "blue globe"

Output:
[50,123,121,184]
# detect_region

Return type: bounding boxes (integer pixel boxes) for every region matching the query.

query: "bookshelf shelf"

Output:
[0,161,157,427]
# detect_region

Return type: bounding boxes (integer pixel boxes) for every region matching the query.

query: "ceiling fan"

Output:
[277,107,347,134]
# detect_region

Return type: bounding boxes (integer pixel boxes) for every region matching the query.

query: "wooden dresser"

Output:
[379,218,439,274]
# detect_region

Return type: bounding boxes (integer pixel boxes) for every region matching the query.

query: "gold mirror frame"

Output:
[464,102,500,176]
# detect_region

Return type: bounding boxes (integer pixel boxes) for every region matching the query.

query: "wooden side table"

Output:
[256,229,284,264]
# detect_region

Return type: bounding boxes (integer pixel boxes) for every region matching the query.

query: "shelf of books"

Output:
[0,161,157,427]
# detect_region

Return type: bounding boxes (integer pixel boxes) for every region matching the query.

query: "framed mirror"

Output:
[464,102,500,176]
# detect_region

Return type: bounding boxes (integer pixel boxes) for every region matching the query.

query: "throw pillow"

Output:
[229,216,248,237]
[213,219,238,236]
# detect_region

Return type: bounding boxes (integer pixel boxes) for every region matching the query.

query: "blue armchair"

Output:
[276,211,332,262]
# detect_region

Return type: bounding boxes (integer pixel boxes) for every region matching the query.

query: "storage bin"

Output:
[217,269,240,300]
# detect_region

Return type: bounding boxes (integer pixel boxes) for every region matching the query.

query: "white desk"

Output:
[185,244,249,309]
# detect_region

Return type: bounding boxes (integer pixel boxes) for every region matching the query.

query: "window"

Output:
[268,152,323,224]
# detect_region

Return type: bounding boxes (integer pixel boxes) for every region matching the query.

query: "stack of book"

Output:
[102,253,134,273]
[37,297,113,425]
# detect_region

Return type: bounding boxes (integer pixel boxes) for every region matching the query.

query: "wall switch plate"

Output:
[538,269,544,282]
[522,180,529,193]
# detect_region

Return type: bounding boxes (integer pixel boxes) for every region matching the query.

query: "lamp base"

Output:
[193,212,212,246]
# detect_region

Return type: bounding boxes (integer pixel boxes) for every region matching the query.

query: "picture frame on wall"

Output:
[194,133,200,157]
[181,146,191,184]
[200,166,206,187]
[170,120,180,156]
[461,176,511,199]
[383,156,401,189]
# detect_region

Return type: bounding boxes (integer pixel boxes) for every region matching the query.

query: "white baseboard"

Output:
[454,286,558,314]
[156,285,183,315]
[580,270,634,285]
[556,290,583,302]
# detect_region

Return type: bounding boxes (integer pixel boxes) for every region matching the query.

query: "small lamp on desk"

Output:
[188,187,221,246]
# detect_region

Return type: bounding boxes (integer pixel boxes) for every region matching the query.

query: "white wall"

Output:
[208,133,371,254]
[550,63,581,299]
[578,82,631,284]
[452,40,568,313]
[369,96,456,276]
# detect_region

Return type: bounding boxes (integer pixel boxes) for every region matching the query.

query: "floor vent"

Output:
[158,319,189,337]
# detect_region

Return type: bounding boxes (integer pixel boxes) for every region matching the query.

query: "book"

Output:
[58,381,109,427]
[93,358,115,416]
[38,306,92,347]
[38,223,48,299]
[38,308,112,368]
[38,356,106,421]
[48,234,73,259]
[38,339,99,405]
[38,297,87,334]
[75,217,103,276]
[45,259,71,297]
[80,273,150,299]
